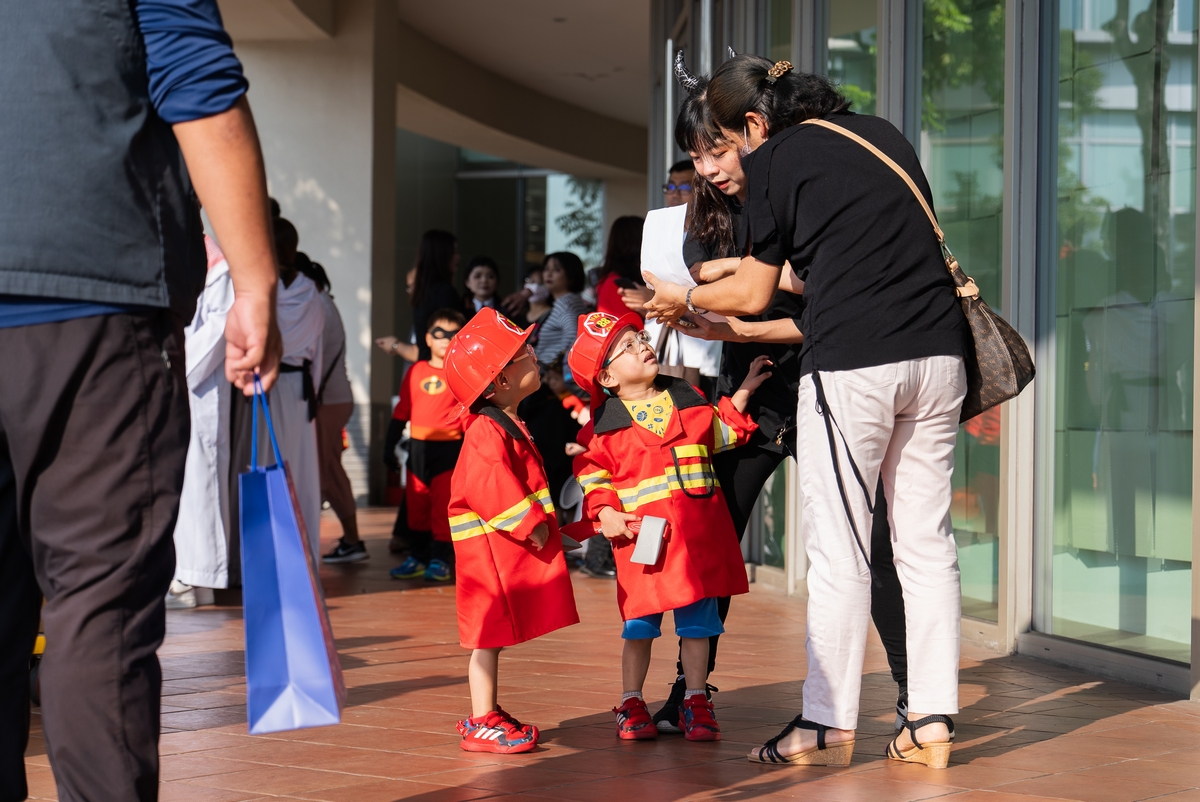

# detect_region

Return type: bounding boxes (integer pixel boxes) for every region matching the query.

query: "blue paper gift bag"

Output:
[239,379,346,734]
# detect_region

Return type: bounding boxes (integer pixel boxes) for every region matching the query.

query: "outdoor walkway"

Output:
[24,509,1200,801]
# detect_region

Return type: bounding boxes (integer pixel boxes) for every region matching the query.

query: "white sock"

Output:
[622,691,643,702]
[684,689,706,700]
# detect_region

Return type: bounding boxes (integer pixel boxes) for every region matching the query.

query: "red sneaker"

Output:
[680,694,721,741]
[456,706,538,741]
[458,711,538,753]
[613,697,659,740]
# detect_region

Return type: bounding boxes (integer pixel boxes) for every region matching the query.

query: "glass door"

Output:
[828,0,878,114]
[1040,0,1196,665]
[920,0,1009,621]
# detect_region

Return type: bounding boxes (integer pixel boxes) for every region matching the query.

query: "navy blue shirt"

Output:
[0,0,247,328]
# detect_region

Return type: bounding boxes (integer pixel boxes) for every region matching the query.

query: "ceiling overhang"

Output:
[218,0,335,41]
[393,20,647,178]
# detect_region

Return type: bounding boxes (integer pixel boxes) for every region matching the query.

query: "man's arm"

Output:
[173,97,281,392]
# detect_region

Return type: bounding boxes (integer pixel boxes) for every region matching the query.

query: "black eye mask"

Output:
[429,327,460,340]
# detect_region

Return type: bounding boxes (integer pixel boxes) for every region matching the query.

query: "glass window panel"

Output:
[767,0,793,64]
[1043,0,1195,664]
[828,0,877,115]
[759,463,788,569]
[922,0,1007,621]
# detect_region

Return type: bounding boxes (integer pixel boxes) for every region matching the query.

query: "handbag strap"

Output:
[250,374,285,471]
[800,119,979,299]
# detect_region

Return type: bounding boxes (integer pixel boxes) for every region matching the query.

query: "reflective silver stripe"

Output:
[491,505,530,531]
[450,518,485,534]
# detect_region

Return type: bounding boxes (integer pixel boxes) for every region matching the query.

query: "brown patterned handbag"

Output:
[802,119,1035,422]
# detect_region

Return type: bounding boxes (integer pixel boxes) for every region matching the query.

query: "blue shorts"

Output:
[621,598,724,640]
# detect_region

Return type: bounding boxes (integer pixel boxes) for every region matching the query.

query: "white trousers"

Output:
[796,355,966,729]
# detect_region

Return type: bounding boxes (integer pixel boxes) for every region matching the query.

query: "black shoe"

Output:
[580,536,616,578]
[579,562,616,578]
[653,676,718,733]
[894,689,909,731]
[652,675,687,733]
[323,537,369,564]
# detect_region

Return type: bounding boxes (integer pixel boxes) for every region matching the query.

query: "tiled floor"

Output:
[24,509,1200,801]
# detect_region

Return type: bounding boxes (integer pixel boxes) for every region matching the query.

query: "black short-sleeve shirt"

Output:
[746,111,968,376]
[684,195,804,451]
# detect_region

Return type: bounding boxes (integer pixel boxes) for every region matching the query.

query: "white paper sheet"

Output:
[639,205,724,322]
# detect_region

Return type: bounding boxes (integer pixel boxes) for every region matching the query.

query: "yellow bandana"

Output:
[623,390,673,437]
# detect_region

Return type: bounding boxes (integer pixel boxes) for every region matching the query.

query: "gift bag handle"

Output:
[250,374,284,471]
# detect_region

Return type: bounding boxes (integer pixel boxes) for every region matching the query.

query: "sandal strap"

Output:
[901,714,955,749]
[790,718,828,750]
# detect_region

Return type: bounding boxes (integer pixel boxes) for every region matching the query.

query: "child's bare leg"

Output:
[680,637,710,691]
[622,638,653,694]
[469,647,501,718]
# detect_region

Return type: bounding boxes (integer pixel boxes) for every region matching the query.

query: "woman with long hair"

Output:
[375,229,461,363]
[593,216,645,317]
[646,54,969,769]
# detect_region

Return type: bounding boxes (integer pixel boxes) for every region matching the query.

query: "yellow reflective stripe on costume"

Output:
[614,465,717,511]
[534,488,556,514]
[672,444,709,459]
[712,416,738,453]
[578,470,617,495]
[449,512,490,541]
[450,491,555,542]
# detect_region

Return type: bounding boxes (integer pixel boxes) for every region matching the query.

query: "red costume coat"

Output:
[573,377,754,620]
[449,407,580,649]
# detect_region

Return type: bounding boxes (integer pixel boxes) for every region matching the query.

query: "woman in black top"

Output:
[376,229,462,363]
[648,60,911,738]
[646,56,968,768]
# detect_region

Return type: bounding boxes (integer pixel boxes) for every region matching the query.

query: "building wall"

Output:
[232,0,396,501]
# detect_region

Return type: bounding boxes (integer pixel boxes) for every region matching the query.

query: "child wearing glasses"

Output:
[568,311,771,741]
[385,309,469,582]
[443,308,579,753]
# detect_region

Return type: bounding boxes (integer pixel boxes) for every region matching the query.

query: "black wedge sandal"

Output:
[886,714,955,769]
[748,716,854,766]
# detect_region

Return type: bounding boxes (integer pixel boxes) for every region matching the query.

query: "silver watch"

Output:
[686,287,705,316]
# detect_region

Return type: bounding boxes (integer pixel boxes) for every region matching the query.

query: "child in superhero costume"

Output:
[443,308,580,754]
[569,312,771,742]
[385,309,468,582]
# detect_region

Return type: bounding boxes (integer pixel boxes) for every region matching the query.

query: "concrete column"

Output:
[232,0,396,503]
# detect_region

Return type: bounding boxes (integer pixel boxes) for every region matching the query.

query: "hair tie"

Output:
[766,60,793,84]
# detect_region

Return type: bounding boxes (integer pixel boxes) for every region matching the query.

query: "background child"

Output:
[568,312,769,742]
[462,256,499,318]
[443,308,580,754]
[385,309,467,582]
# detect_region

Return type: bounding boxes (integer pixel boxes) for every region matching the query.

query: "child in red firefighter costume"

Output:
[385,309,468,582]
[443,307,580,754]
[568,311,772,742]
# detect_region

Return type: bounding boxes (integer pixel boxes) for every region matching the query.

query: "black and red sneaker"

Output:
[613,696,659,740]
[458,710,538,753]
[680,694,721,741]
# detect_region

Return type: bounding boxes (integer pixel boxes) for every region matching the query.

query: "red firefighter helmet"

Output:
[444,308,533,407]
[566,311,643,399]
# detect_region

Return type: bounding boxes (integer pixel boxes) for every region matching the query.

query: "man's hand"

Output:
[598,506,639,541]
[529,523,550,551]
[225,291,280,391]
[375,335,399,354]
[501,287,533,317]
[173,97,280,393]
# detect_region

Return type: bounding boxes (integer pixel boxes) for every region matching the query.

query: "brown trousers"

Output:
[0,312,188,802]
[316,401,358,538]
